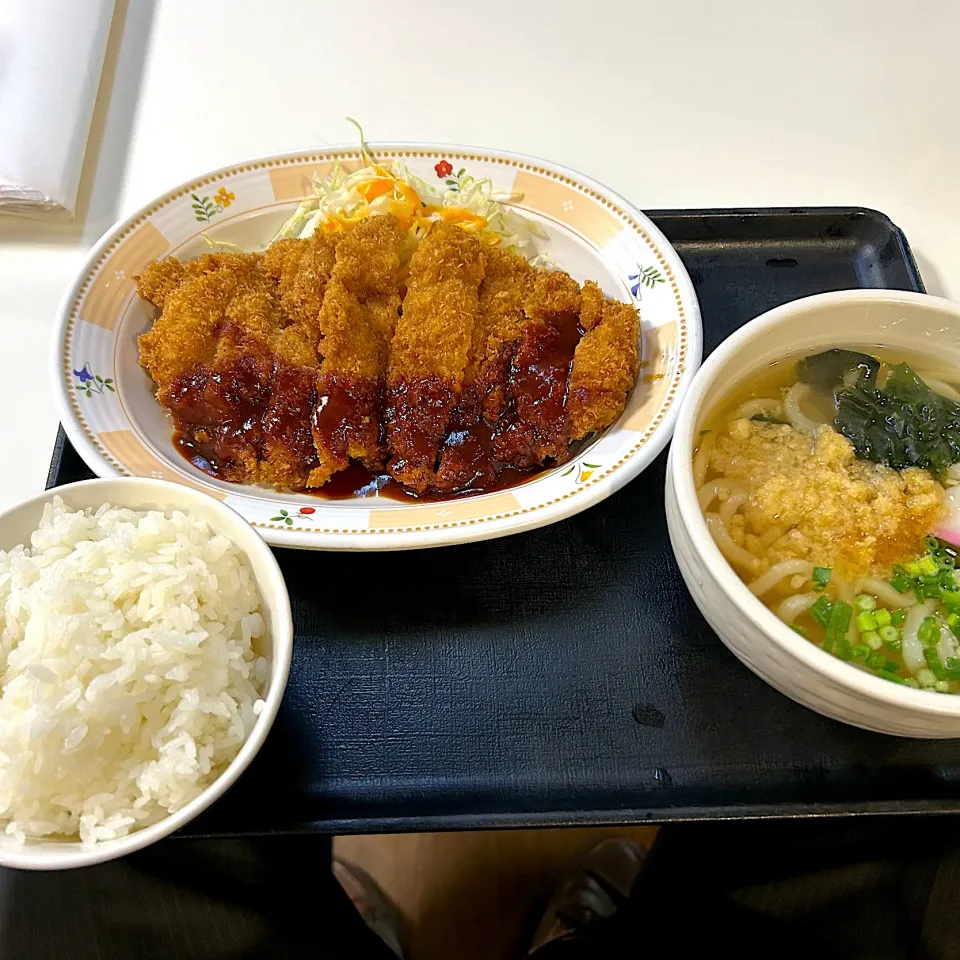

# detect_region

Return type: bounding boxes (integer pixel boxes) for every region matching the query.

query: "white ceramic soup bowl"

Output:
[666,289,960,738]
[0,478,293,869]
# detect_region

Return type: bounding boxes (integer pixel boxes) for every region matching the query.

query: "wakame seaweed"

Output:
[833,363,960,473]
[796,349,880,388]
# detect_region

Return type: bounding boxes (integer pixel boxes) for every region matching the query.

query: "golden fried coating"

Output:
[136,216,640,497]
[388,223,486,383]
[262,232,340,333]
[138,252,271,392]
[308,215,404,487]
[579,280,604,332]
[387,223,486,491]
[136,258,185,307]
[567,299,640,440]
[524,269,582,326]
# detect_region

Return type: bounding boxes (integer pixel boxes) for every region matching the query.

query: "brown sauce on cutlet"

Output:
[493,311,582,466]
[170,357,320,482]
[168,356,271,481]
[312,375,381,464]
[262,366,320,468]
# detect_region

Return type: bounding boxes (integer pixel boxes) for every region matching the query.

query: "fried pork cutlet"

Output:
[139,250,320,487]
[567,297,641,441]
[432,247,535,490]
[386,223,486,492]
[307,215,403,487]
[137,252,271,393]
[491,270,583,469]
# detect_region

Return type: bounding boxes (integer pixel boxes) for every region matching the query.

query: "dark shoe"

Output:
[527,838,645,955]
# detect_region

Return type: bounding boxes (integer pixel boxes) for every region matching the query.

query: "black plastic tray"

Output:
[50,207,960,837]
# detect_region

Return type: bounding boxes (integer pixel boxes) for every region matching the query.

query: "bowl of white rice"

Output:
[0,478,292,869]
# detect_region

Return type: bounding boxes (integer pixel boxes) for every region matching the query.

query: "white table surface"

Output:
[1,0,957,512]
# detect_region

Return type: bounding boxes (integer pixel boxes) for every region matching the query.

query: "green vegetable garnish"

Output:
[812,567,832,591]
[874,608,892,627]
[879,625,901,646]
[924,646,948,680]
[796,349,879,389]
[809,595,833,628]
[862,630,882,650]
[866,651,887,670]
[833,363,960,473]
[891,609,907,626]
[918,616,940,647]
[790,625,808,639]
[856,611,879,633]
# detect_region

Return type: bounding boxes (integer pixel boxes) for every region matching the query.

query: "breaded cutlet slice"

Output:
[307,215,404,487]
[567,298,640,440]
[462,246,535,424]
[138,252,270,392]
[492,269,583,469]
[262,232,340,332]
[432,247,534,491]
[386,223,486,492]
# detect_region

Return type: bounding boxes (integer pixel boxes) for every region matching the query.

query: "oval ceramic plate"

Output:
[52,144,702,549]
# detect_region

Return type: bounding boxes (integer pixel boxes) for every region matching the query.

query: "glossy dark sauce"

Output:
[173,312,584,500]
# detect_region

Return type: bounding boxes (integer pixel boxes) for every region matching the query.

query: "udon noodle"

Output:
[695,347,960,694]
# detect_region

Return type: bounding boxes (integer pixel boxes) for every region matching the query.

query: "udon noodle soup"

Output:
[695,347,960,693]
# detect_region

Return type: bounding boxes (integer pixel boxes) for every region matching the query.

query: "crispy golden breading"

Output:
[136,216,641,496]
[387,223,486,491]
[136,258,186,307]
[138,252,271,392]
[308,216,404,487]
[262,232,340,331]
[524,269,582,325]
[567,299,640,440]
[579,280,604,332]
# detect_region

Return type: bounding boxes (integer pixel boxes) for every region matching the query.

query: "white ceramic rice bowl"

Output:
[0,478,292,869]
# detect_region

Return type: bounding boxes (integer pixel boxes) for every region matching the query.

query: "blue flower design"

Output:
[73,362,114,397]
[628,265,666,299]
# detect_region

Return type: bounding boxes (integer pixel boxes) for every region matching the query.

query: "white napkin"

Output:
[0,0,115,219]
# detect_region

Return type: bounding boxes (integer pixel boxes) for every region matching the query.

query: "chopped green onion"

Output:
[918,668,937,686]
[809,595,832,628]
[854,594,876,612]
[903,677,920,688]
[905,561,923,578]
[790,625,808,639]
[851,643,870,660]
[946,657,960,681]
[879,670,905,685]
[863,630,883,650]
[866,651,887,670]
[936,680,951,693]
[924,647,948,680]
[889,574,912,594]
[822,632,835,654]
[879,624,901,645]
[942,591,960,611]
[919,556,939,577]
[918,616,940,647]
[873,608,892,628]
[856,611,879,632]
[829,601,853,633]
[891,608,907,626]
[812,567,832,590]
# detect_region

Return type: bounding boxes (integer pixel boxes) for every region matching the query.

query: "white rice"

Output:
[0,497,268,845]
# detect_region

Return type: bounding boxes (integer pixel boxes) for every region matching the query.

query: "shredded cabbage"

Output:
[272,153,549,263]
